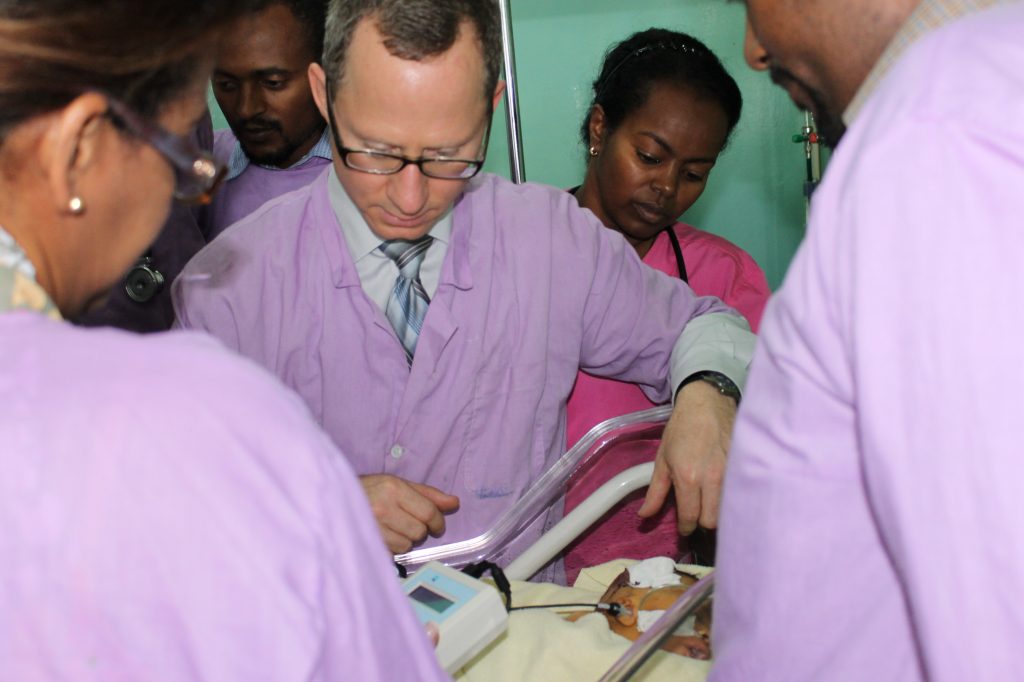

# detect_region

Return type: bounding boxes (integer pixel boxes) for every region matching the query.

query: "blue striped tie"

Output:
[379,236,433,364]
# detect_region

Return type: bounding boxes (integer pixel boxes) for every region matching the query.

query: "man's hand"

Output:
[360,474,460,553]
[637,380,737,534]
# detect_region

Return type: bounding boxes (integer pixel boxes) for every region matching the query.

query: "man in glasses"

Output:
[174,0,755,576]
[205,0,330,238]
[711,1,1024,680]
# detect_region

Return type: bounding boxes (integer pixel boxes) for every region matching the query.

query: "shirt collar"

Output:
[844,0,1009,124]
[226,126,333,181]
[0,225,62,320]
[326,165,453,262]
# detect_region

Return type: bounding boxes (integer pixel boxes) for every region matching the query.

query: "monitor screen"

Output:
[410,585,455,614]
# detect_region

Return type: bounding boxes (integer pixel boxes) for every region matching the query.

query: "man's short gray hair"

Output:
[323,0,501,99]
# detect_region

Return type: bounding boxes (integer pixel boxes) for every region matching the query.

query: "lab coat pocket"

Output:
[462,363,546,500]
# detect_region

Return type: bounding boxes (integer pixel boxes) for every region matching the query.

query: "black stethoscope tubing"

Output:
[666,226,688,284]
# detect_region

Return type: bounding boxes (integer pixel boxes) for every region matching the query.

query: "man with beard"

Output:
[205,0,330,238]
[711,1,1024,680]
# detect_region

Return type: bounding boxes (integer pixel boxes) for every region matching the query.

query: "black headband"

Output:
[597,40,705,94]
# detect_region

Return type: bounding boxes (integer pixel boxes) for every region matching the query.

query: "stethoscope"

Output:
[568,187,688,283]
[666,228,688,284]
[123,250,165,303]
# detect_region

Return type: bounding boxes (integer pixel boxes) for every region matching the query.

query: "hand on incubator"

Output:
[361,474,460,553]
[638,380,736,535]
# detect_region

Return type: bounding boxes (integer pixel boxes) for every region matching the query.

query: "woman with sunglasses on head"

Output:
[563,28,770,583]
[0,2,446,679]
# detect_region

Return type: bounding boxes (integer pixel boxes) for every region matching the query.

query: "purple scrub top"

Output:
[203,129,332,240]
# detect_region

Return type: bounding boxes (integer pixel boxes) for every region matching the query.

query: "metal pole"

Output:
[497,0,526,183]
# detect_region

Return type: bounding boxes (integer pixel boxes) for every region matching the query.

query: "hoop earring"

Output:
[68,196,85,215]
[588,146,599,157]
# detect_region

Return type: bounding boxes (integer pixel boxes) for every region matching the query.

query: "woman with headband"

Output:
[0,1,445,679]
[564,28,770,582]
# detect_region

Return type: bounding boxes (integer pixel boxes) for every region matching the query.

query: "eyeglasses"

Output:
[105,97,226,205]
[325,86,490,181]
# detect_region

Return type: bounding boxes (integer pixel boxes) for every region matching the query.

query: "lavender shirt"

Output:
[203,129,332,240]
[174,172,745,560]
[0,313,447,681]
[712,4,1024,680]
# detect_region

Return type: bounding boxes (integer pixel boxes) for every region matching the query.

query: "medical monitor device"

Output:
[404,561,509,673]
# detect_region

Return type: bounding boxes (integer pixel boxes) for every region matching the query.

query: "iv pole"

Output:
[497,0,526,183]
[792,112,823,213]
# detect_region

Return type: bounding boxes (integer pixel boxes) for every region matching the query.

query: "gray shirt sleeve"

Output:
[669,311,755,398]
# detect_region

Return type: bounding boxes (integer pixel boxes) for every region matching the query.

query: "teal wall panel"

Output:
[208,0,808,288]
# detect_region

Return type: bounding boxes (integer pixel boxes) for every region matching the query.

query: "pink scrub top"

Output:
[563,222,769,583]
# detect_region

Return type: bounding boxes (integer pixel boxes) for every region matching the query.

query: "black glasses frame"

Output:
[324,84,490,181]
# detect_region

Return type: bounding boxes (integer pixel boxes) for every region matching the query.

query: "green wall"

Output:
[209,0,807,288]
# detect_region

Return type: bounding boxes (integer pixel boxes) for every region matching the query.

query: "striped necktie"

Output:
[379,236,433,364]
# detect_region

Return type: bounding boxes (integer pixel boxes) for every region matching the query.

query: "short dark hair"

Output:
[0,0,246,139]
[246,0,328,61]
[581,28,743,150]
[322,0,501,99]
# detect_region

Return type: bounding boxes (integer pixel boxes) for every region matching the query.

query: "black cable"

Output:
[510,602,628,617]
[458,562,628,618]
[510,602,598,611]
[461,561,513,611]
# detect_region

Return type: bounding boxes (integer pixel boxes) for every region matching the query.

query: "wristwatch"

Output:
[680,371,741,404]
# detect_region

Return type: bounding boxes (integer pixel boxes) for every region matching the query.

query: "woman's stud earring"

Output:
[68,196,84,215]
[589,146,599,157]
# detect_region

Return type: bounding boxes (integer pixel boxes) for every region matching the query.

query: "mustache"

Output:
[237,116,282,134]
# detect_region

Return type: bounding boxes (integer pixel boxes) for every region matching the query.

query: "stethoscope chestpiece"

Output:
[124,255,165,304]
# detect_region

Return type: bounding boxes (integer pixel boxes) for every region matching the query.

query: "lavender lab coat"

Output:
[174,171,737,559]
[0,313,447,681]
[712,4,1024,680]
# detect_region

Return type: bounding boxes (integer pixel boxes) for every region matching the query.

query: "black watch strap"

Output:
[679,370,741,404]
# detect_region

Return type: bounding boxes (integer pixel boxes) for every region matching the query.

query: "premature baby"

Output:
[567,557,712,660]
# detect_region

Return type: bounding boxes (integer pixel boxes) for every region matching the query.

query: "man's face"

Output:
[741,1,849,145]
[212,3,325,167]
[741,0,918,147]
[310,18,502,242]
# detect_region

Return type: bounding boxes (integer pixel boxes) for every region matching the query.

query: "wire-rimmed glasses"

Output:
[105,97,226,205]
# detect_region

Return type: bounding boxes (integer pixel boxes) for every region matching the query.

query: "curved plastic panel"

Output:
[395,405,672,573]
[503,462,654,581]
